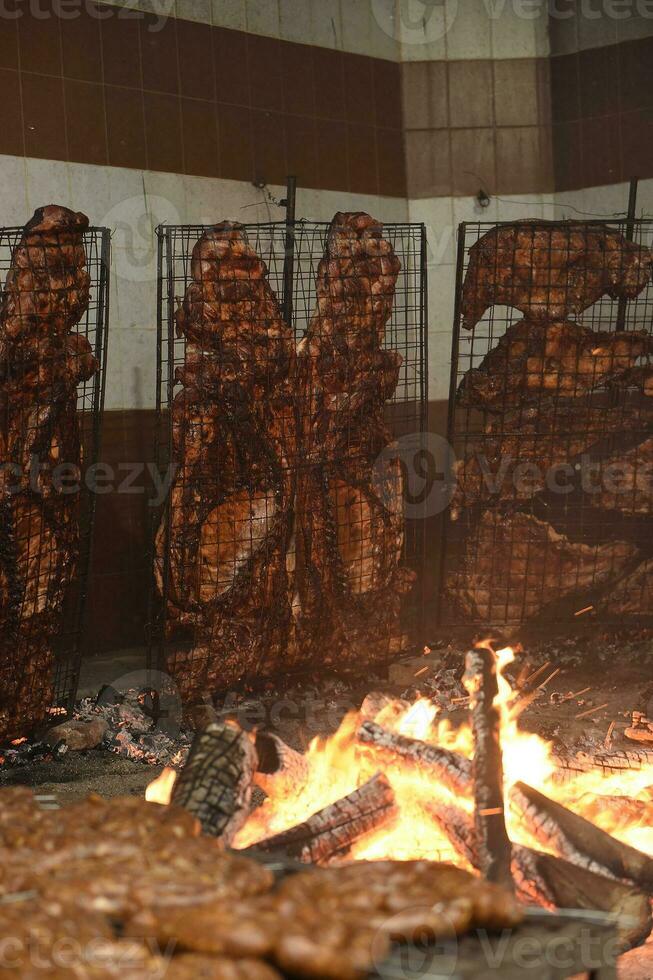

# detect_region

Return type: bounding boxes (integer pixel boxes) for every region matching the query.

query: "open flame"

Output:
[146,647,653,862]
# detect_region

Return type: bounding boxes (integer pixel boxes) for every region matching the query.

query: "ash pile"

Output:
[0,686,192,770]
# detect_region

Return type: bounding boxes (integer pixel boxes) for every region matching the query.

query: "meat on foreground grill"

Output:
[461,221,652,331]
[458,318,653,411]
[448,509,638,622]
[0,205,95,741]
[156,213,413,701]
[0,787,522,980]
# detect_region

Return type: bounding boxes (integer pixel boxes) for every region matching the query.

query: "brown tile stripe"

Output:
[551,35,653,192]
[403,37,653,198]
[0,0,405,196]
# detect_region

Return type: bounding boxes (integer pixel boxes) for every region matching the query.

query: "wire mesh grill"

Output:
[440,218,653,629]
[0,220,110,740]
[151,218,427,700]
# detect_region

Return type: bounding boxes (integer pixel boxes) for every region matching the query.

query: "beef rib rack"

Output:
[155,222,297,703]
[293,211,415,671]
[458,318,653,411]
[447,509,638,623]
[0,205,95,741]
[156,213,413,702]
[461,221,652,331]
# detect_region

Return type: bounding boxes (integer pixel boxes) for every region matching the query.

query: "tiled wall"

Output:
[549,3,653,190]
[403,57,553,198]
[102,0,401,60]
[1,0,405,197]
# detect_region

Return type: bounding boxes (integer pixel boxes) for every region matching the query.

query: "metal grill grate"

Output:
[440,219,653,629]
[150,218,427,700]
[0,222,110,738]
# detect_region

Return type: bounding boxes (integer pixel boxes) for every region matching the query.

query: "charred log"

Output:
[511,782,653,893]
[356,720,472,795]
[464,646,513,889]
[246,773,397,866]
[171,722,257,844]
[253,732,309,796]
[428,801,651,951]
[554,744,653,778]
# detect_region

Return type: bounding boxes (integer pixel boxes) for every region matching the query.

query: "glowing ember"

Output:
[146,647,653,863]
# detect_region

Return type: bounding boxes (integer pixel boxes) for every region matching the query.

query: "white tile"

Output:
[141,169,187,221]
[246,0,279,36]
[409,196,456,267]
[211,0,247,29]
[102,329,126,411]
[111,250,157,326]
[25,158,74,214]
[107,326,157,410]
[340,0,372,55]
[279,0,311,44]
[428,328,454,401]
[175,0,211,21]
[617,8,653,43]
[67,164,113,225]
[444,1,491,60]
[580,182,633,221]
[111,254,158,334]
[310,0,341,48]
[398,0,446,61]
[369,0,400,60]
[0,155,29,226]
[103,179,179,254]
[490,3,549,59]
[452,194,498,231]
[495,194,546,222]
[635,178,653,220]
[548,9,578,56]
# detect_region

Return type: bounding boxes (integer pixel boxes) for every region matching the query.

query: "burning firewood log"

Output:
[253,731,309,796]
[510,782,653,893]
[244,773,397,866]
[356,720,472,794]
[464,646,513,889]
[171,722,257,843]
[554,743,653,779]
[429,801,652,950]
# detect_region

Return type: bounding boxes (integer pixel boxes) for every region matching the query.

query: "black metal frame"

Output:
[0,224,111,721]
[439,218,653,630]
[149,219,428,687]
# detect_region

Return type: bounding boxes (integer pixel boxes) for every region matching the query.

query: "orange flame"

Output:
[145,766,178,805]
[146,647,653,863]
